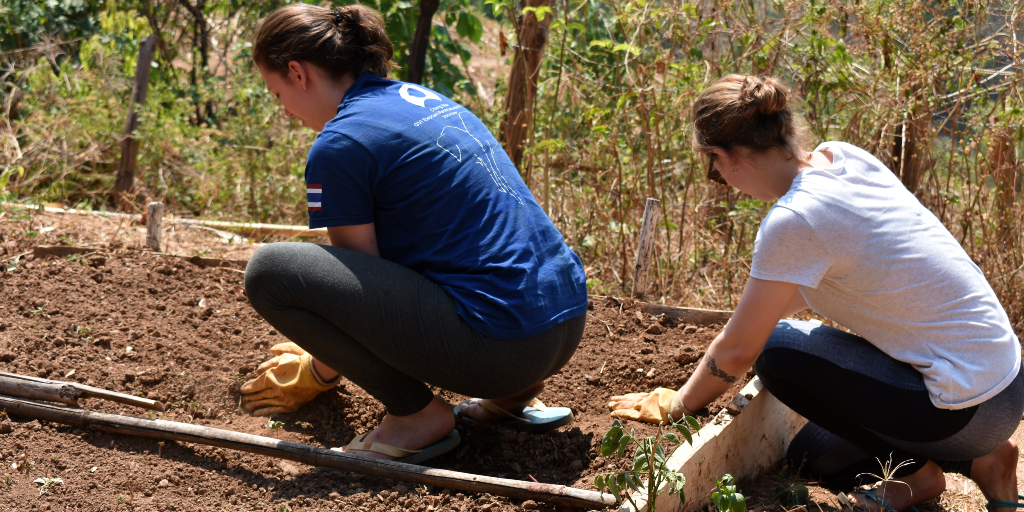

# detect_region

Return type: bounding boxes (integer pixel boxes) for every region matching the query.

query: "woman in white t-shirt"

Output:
[609,75,1023,512]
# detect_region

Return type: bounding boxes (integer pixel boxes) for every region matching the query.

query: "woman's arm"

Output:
[327,223,380,257]
[670,277,800,418]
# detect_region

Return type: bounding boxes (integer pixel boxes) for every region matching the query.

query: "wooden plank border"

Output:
[616,378,807,512]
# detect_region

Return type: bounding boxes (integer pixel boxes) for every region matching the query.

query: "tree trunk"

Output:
[501,0,553,169]
[890,104,930,194]
[114,34,159,212]
[992,127,1016,248]
[406,0,440,84]
[181,0,213,125]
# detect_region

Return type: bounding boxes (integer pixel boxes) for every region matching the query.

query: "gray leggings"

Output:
[244,242,585,416]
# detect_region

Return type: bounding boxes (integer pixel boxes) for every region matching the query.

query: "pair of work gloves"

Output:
[240,342,339,416]
[607,388,681,424]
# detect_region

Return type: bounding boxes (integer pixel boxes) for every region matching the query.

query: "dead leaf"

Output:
[499,32,508,56]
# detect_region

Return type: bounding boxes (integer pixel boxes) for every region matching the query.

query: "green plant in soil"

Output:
[712,474,746,512]
[267,420,285,430]
[594,417,700,511]
[33,476,63,496]
[776,483,809,508]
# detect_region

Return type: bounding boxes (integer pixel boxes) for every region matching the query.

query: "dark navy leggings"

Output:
[244,242,585,416]
[755,320,1023,488]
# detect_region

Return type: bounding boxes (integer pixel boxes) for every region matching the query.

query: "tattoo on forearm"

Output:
[704,355,739,384]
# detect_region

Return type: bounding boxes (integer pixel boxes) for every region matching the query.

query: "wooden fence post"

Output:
[114,34,159,212]
[632,198,662,300]
[146,202,164,252]
[500,0,553,169]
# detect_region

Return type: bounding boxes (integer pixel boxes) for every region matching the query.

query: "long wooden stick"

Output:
[0,372,164,412]
[0,395,615,508]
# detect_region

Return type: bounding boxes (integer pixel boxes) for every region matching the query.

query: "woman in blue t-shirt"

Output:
[238,4,588,464]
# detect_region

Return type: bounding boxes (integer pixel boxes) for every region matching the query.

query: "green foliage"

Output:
[0,0,102,52]
[712,474,746,512]
[594,417,699,512]
[267,419,284,429]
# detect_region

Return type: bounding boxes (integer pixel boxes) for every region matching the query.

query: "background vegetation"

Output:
[1,0,1021,336]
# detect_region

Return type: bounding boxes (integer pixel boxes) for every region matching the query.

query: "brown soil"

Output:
[0,210,739,511]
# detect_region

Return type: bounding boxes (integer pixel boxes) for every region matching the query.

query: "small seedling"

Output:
[0,409,8,420]
[176,400,204,422]
[118,494,127,503]
[29,306,45,315]
[65,253,86,265]
[5,255,21,272]
[775,483,809,508]
[711,474,746,512]
[594,416,700,512]
[157,441,166,457]
[33,476,63,495]
[278,506,289,512]
[267,420,285,430]
[4,475,14,487]
[75,326,92,339]
[26,460,36,471]
[295,421,312,429]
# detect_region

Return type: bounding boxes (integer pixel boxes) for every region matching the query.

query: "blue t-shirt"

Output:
[304,72,588,339]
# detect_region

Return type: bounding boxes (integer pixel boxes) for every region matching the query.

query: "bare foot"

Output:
[971,440,1020,512]
[338,396,455,461]
[848,460,945,511]
[458,381,546,422]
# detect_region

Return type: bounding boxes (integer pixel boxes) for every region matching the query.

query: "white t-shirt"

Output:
[751,141,1020,410]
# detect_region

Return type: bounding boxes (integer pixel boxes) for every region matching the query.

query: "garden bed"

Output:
[0,210,748,511]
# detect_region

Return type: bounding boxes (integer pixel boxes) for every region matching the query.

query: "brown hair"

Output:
[691,75,810,169]
[253,4,398,80]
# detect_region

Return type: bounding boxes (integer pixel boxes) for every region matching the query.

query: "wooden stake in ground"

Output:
[633,198,662,300]
[0,395,616,509]
[146,201,164,252]
[114,34,159,212]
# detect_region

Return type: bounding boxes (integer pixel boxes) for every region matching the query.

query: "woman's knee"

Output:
[244,243,305,305]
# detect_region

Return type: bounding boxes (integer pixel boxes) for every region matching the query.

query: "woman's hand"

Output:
[608,388,678,424]
[240,342,339,416]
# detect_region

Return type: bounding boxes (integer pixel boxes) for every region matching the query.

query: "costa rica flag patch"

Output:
[307,184,322,212]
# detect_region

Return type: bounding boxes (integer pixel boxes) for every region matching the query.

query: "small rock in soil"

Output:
[585,374,600,385]
[86,255,106,267]
[683,325,698,334]
[646,324,663,335]
[154,264,174,275]
[522,500,539,510]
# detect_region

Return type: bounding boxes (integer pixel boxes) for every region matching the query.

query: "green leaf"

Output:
[624,472,642,492]
[0,167,11,191]
[589,39,613,49]
[611,43,640,55]
[673,423,693,445]
[601,422,624,457]
[522,5,554,21]
[686,416,701,432]
[594,474,606,492]
[663,431,681,445]
[617,434,634,457]
[456,12,483,43]
[608,474,622,497]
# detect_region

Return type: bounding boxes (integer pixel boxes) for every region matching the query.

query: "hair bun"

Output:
[740,76,788,117]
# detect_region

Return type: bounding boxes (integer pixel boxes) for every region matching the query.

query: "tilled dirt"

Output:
[0,213,740,511]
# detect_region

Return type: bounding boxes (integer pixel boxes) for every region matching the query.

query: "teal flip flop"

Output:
[987,494,1024,510]
[330,429,461,465]
[838,490,919,512]
[453,398,573,432]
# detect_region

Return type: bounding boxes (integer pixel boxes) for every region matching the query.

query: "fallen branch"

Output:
[0,395,616,508]
[0,372,164,412]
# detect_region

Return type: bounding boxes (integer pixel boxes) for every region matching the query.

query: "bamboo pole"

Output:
[0,395,615,508]
[0,202,329,238]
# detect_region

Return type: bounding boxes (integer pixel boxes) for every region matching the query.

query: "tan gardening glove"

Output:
[608,388,678,424]
[240,342,338,416]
